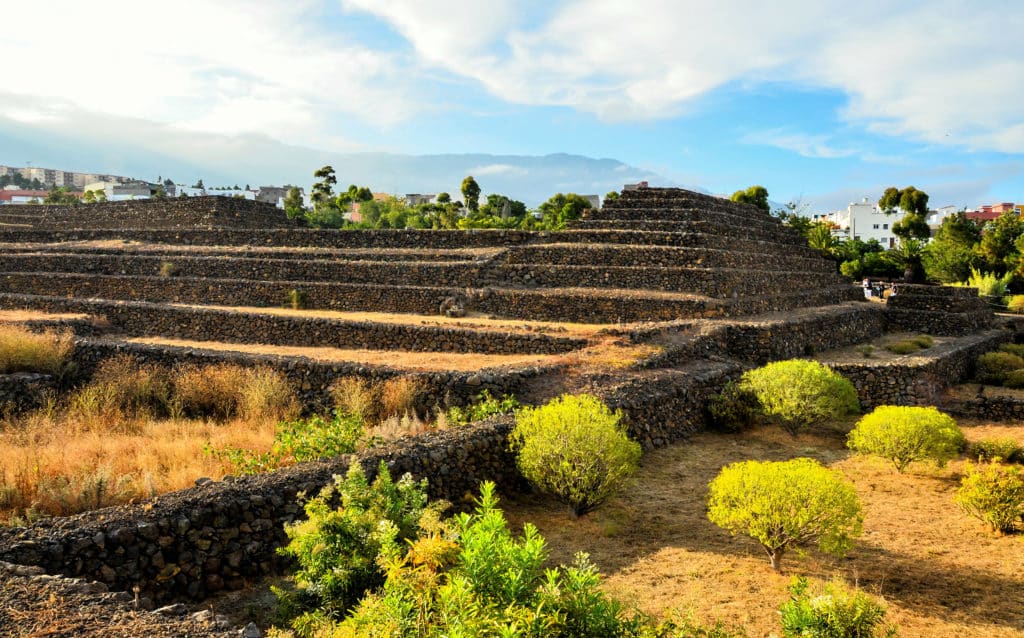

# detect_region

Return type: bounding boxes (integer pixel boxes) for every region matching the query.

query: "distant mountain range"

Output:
[0,118,681,206]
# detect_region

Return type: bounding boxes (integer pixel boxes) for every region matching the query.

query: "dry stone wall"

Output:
[23,197,302,230]
[0,228,532,249]
[886,284,995,335]
[0,294,584,356]
[826,330,1006,409]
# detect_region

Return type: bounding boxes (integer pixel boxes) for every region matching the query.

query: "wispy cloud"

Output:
[741,128,855,159]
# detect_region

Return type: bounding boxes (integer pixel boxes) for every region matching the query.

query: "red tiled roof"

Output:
[0,190,50,201]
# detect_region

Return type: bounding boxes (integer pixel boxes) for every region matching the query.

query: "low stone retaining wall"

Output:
[944,392,1024,422]
[825,330,1007,409]
[21,197,301,230]
[723,303,886,365]
[0,373,56,412]
[885,284,995,336]
[0,228,533,250]
[0,294,585,356]
[504,244,824,271]
[0,254,484,289]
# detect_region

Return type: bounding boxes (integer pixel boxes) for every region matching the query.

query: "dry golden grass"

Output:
[0,310,89,322]
[503,421,1024,637]
[330,375,423,425]
[0,323,74,374]
[0,411,276,523]
[379,376,423,420]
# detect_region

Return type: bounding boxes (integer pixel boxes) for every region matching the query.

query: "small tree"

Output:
[847,406,964,472]
[461,175,481,213]
[955,462,1024,534]
[283,186,305,219]
[707,458,863,570]
[511,394,641,518]
[730,185,770,213]
[740,360,860,434]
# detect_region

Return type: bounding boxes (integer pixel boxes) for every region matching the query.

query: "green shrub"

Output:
[999,342,1024,357]
[911,334,934,349]
[158,261,179,277]
[847,406,965,473]
[275,461,441,634]
[885,340,921,355]
[445,389,520,426]
[955,462,1024,534]
[511,394,641,518]
[953,268,1013,301]
[336,482,645,637]
[975,351,1024,385]
[652,611,749,637]
[779,576,896,638]
[1007,295,1024,314]
[739,360,860,434]
[856,345,875,359]
[1004,369,1024,389]
[207,410,365,475]
[707,458,863,570]
[967,438,1023,463]
[706,381,760,432]
[287,288,307,310]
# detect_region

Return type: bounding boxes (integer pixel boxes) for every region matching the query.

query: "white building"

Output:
[824,198,906,248]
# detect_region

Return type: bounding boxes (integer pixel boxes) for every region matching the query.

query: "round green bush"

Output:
[976,351,1024,385]
[511,394,641,518]
[739,359,860,433]
[1006,295,1024,314]
[847,406,965,472]
[955,462,1024,534]
[707,458,862,570]
[1004,369,1024,389]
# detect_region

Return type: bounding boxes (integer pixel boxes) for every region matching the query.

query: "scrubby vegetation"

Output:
[0,324,74,375]
[779,577,895,638]
[955,462,1024,534]
[847,406,965,472]
[739,359,860,433]
[884,334,933,355]
[706,381,760,432]
[706,458,863,570]
[966,437,1024,463]
[975,351,1024,386]
[511,394,641,518]
[444,389,520,426]
[274,461,442,635]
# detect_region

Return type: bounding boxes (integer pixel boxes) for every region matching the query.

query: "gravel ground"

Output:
[0,561,253,637]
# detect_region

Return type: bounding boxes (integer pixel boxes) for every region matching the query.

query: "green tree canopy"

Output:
[461,175,481,213]
[538,192,593,229]
[978,211,1024,275]
[283,187,305,220]
[730,185,770,213]
[922,212,982,283]
[878,186,929,216]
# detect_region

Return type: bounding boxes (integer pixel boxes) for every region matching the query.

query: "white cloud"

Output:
[1,0,418,151]
[467,163,527,176]
[342,0,1024,152]
[742,128,856,159]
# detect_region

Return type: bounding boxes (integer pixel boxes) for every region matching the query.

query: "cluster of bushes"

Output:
[975,343,1024,387]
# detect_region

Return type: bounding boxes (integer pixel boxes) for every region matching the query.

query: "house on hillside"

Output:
[0,189,50,205]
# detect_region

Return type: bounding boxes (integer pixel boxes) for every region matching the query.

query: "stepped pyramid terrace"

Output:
[0,186,1011,606]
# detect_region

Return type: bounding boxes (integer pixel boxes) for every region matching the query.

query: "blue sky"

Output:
[1,0,1022,211]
